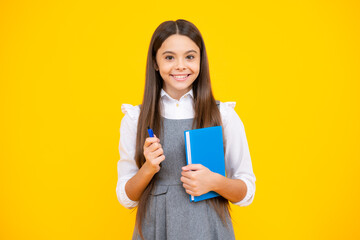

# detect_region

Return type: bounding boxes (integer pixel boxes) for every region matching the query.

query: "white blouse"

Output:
[116,88,256,209]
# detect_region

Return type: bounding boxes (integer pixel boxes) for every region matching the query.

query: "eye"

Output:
[165,56,174,60]
[187,55,195,60]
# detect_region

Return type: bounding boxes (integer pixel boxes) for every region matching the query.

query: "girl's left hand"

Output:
[180,164,217,196]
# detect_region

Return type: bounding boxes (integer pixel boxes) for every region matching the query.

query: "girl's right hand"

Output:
[143,134,165,174]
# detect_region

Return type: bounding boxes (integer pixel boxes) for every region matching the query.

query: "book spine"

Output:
[185,131,194,202]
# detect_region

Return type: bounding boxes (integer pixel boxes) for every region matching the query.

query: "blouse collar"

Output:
[160,88,194,101]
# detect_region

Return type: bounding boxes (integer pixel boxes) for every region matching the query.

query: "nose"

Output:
[175,58,186,70]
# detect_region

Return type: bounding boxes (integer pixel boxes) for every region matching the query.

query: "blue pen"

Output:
[147,126,162,167]
[147,126,154,137]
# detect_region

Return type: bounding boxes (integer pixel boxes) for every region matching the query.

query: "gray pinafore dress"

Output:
[132,103,235,240]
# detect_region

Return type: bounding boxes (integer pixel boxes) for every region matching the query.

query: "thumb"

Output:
[182,164,204,171]
[154,134,160,142]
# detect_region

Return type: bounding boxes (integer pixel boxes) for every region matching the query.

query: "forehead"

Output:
[158,34,200,53]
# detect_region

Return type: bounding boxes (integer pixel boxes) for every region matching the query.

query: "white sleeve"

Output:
[116,104,140,209]
[220,102,256,207]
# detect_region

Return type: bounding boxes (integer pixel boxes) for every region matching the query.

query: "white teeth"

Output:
[172,75,189,79]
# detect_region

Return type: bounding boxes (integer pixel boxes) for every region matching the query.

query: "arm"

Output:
[116,107,165,206]
[213,173,247,203]
[125,162,157,201]
[181,164,247,203]
[125,136,165,201]
[116,105,164,207]
[180,102,256,206]
[116,109,140,209]
[222,102,256,206]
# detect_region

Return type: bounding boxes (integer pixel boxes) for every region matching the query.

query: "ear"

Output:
[153,61,159,71]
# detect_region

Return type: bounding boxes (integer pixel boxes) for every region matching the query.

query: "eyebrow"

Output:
[162,50,198,55]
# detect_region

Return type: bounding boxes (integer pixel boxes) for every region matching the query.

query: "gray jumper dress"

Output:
[132,103,235,240]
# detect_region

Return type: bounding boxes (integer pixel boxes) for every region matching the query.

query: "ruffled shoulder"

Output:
[121,104,140,120]
[224,101,236,109]
[219,101,236,111]
[219,101,237,125]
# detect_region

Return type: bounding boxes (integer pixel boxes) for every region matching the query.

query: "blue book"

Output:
[184,126,226,202]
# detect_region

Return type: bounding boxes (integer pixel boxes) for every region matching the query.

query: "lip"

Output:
[170,74,191,81]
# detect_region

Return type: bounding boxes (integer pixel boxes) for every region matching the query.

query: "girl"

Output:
[116,19,256,240]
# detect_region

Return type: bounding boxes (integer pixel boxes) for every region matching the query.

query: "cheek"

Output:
[159,63,173,75]
[190,62,200,74]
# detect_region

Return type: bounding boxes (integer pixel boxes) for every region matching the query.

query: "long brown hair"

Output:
[135,19,231,239]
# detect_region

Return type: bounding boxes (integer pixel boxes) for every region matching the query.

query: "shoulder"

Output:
[218,101,236,118]
[119,104,141,134]
[218,101,244,127]
[121,103,141,120]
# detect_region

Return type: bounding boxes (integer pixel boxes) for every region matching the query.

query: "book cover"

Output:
[184,126,226,202]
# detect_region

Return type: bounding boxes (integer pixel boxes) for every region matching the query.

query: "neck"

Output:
[163,87,191,101]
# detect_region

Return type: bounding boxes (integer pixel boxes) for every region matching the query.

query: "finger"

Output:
[143,143,160,159]
[182,183,193,191]
[180,176,193,186]
[181,170,193,179]
[148,142,162,152]
[182,164,204,171]
[154,155,165,165]
[151,147,164,158]
[185,189,196,196]
[144,137,158,147]
[153,134,160,143]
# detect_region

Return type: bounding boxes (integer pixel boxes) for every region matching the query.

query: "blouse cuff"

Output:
[231,177,255,207]
[116,178,139,209]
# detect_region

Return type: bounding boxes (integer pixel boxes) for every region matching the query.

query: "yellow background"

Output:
[1,0,359,239]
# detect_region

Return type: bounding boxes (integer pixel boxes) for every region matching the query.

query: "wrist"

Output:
[211,172,224,192]
[142,161,157,176]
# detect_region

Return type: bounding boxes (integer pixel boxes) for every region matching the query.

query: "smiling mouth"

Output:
[171,74,191,80]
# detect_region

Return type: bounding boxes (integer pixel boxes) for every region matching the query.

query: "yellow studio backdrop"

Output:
[0,0,359,239]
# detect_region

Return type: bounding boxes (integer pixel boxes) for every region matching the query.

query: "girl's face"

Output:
[155,34,200,100]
